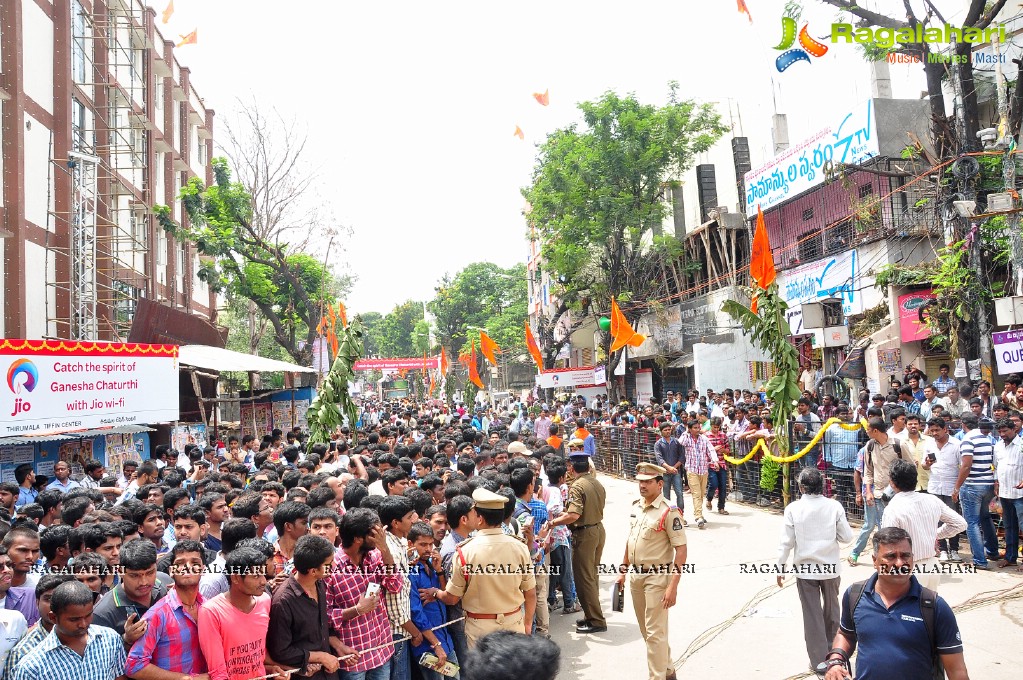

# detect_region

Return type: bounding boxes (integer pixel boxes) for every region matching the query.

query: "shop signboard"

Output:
[743,99,879,216]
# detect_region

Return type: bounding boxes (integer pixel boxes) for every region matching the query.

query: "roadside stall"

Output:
[176,344,318,440]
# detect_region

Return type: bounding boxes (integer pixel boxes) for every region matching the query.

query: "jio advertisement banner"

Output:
[0,340,180,437]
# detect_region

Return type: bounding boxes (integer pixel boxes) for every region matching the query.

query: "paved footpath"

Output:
[550,474,1023,679]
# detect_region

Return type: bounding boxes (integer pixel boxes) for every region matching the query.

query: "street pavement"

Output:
[549,474,1023,679]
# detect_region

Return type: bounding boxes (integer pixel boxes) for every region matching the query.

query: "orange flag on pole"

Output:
[479,331,501,366]
[750,205,776,290]
[162,0,174,24]
[525,320,544,372]
[533,89,550,106]
[737,0,753,23]
[176,29,197,47]
[468,343,485,389]
[610,298,646,353]
[440,347,450,374]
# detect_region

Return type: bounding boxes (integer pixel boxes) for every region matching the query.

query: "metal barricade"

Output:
[594,423,865,521]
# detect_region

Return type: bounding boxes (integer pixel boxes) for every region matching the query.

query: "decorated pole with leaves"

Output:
[306,316,364,451]
[721,206,802,506]
[722,288,802,506]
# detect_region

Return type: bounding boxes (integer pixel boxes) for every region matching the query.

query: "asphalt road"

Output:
[548,474,1023,679]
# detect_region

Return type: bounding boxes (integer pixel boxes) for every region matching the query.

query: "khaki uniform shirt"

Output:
[626,495,687,569]
[445,528,536,614]
[566,471,606,526]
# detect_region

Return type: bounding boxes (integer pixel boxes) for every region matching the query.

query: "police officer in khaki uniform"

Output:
[549,439,607,633]
[429,488,537,648]
[618,462,688,680]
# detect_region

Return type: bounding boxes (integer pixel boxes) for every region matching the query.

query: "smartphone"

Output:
[419,653,459,677]
[926,453,936,462]
[366,583,380,597]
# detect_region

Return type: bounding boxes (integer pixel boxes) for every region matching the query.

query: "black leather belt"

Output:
[570,524,597,531]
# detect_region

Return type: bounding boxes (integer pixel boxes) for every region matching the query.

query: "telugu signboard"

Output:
[0,340,179,437]
[781,250,864,335]
[993,329,1023,375]
[743,99,880,217]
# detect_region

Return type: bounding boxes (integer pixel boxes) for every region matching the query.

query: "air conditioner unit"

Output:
[987,192,1014,213]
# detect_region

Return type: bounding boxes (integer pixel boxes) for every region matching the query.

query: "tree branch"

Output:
[975,0,1008,29]
[819,0,907,28]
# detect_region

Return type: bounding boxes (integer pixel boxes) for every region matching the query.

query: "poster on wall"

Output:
[877,348,902,375]
[993,329,1023,375]
[240,403,273,438]
[0,340,178,437]
[272,402,295,430]
[58,440,93,476]
[898,290,936,342]
[171,424,207,453]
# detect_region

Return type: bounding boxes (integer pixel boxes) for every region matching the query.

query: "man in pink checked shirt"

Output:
[678,420,720,529]
[324,507,405,680]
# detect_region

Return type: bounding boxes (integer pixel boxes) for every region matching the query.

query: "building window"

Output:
[131,209,148,249]
[72,98,88,151]
[72,1,88,84]
[113,281,140,329]
[858,183,873,199]
[802,207,814,221]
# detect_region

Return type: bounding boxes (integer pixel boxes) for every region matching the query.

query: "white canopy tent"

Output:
[178,345,317,374]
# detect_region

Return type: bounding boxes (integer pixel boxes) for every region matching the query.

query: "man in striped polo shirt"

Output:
[953,416,1000,568]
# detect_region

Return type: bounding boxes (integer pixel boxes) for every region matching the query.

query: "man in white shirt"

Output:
[881,460,966,590]
[994,419,1023,570]
[887,408,908,443]
[919,385,946,421]
[777,468,852,675]
[922,417,964,562]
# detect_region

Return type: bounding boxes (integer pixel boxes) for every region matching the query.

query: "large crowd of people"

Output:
[0,361,1018,680]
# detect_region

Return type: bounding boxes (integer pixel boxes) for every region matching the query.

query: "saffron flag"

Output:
[737,0,753,24]
[162,0,174,24]
[468,343,485,389]
[533,89,550,106]
[336,301,348,328]
[609,298,646,353]
[428,374,435,397]
[440,346,450,374]
[479,331,501,366]
[177,29,197,47]
[525,320,544,372]
[749,205,776,290]
[514,126,525,139]
[422,352,429,377]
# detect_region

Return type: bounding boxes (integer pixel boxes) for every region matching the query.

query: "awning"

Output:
[668,353,695,369]
[0,425,155,447]
[178,345,317,374]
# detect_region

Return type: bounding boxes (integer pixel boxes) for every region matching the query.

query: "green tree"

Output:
[376,300,426,358]
[156,158,348,368]
[430,262,527,358]
[359,311,384,357]
[523,86,728,398]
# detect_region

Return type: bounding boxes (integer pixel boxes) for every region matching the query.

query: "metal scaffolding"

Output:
[47,0,153,340]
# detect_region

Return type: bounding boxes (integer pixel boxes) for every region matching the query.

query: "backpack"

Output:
[846,579,944,679]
